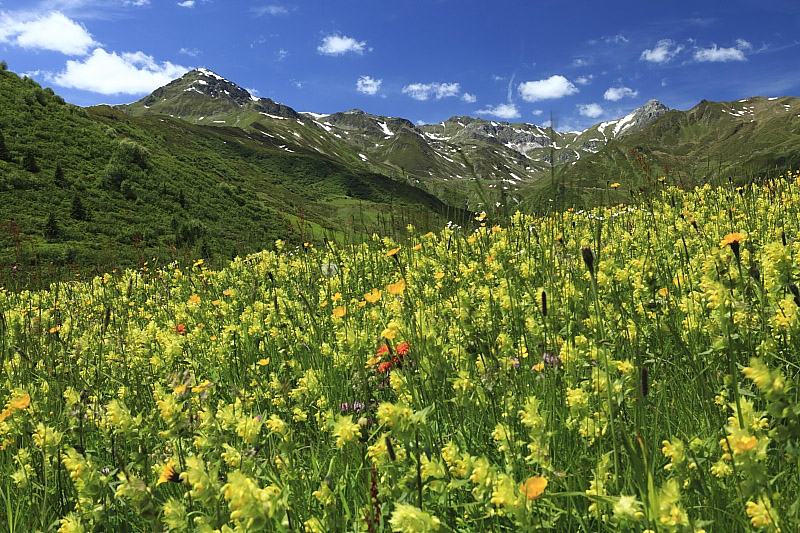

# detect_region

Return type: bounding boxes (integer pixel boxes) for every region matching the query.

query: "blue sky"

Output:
[1,0,799,130]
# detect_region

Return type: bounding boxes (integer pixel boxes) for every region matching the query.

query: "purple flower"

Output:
[542,351,561,368]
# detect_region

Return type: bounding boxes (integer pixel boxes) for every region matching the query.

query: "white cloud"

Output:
[574,74,594,85]
[694,40,750,62]
[531,109,543,116]
[123,0,150,6]
[356,75,381,95]
[461,92,477,103]
[0,11,97,55]
[253,5,288,16]
[177,0,195,7]
[276,48,289,61]
[518,75,578,102]
[475,103,520,120]
[640,39,683,63]
[604,86,638,101]
[572,58,590,67]
[416,120,426,126]
[578,103,604,118]
[604,34,629,44]
[317,33,367,56]
[402,82,461,101]
[245,87,261,97]
[179,47,200,57]
[51,48,189,95]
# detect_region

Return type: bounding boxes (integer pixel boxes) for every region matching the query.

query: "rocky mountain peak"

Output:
[623,99,669,135]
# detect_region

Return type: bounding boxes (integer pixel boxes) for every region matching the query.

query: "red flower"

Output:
[377,345,390,356]
[396,342,410,356]
[378,361,393,373]
[174,324,187,335]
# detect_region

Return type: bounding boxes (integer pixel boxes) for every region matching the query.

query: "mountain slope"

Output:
[0,68,467,284]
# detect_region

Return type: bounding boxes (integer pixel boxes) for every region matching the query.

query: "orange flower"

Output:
[396,342,410,356]
[720,232,746,247]
[10,393,31,410]
[364,288,382,303]
[386,279,406,295]
[378,361,393,373]
[520,476,547,500]
[174,324,187,335]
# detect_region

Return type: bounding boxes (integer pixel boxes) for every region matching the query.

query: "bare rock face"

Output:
[623,99,669,135]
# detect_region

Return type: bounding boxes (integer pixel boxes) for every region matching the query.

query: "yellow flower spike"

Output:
[520,476,547,500]
[381,321,399,340]
[735,435,757,452]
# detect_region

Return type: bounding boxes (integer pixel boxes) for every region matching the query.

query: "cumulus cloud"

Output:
[402,82,461,101]
[694,40,751,62]
[461,92,477,103]
[0,11,98,55]
[640,39,683,63]
[578,103,604,118]
[475,103,520,120]
[531,109,543,116]
[317,33,367,55]
[356,75,381,95]
[574,75,594,85]
[51,48,189,95]
[604,86,638,101]
[518,75,578,102]
[177,1,195,7]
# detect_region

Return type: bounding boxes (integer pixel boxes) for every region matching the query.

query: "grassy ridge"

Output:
[1,171,799,531]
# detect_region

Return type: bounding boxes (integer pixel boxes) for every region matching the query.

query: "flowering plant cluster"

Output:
[0,170,800,531]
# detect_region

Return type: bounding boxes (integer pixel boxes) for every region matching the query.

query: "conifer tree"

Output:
[22,151,39,173]
[54,163,66,187]
[71,194,87,221]
[44,212,60,239]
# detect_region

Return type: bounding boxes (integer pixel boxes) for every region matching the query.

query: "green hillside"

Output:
[0,68,468,287]
[522,97,800,212]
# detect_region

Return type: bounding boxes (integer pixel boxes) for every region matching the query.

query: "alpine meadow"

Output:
[2,1,800,531]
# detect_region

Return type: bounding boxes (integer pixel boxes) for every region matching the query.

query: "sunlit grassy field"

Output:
[2,171,800,532]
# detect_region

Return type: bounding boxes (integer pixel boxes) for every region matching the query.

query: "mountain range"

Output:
[122,68,800,210]
[1,65,799,283]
